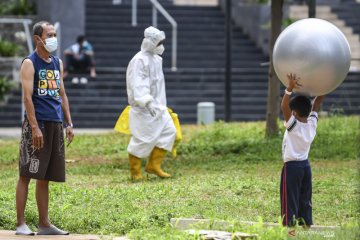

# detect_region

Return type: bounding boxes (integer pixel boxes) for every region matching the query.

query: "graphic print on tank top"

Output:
[37,67,61,98]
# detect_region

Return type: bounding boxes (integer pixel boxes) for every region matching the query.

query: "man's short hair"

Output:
[77,35,86,44]
[289,95,312,117]
[33,21,51,37]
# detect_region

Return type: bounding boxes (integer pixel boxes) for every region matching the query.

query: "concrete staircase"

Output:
[289,3,360,71]
[0,0,269,128]
[72,0,269,127]
[0,0,359,128]
[331,0,360,35]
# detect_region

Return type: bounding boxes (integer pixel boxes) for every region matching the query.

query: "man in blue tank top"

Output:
[16,21,74,235]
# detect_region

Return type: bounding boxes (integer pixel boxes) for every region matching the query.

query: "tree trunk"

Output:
[266,0,283,137]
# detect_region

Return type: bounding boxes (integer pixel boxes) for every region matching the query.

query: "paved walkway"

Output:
[0,128,114,139]
[0,230,128,240]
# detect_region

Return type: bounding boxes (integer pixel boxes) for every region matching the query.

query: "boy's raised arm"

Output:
[281,73,302,122]
[312,95,325,112]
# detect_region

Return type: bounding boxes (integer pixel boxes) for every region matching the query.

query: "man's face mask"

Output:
[153,44,165,55]
[38,36,58,52]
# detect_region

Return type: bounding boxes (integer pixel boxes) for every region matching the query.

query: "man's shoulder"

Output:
[22,58,33,64]
[47,55,60,68]
[131,52,150,64]
[51,55,61,61]
[83,41,93,50]
[21,58,34,70]
[154,55,162,61]
[23,51,36,62]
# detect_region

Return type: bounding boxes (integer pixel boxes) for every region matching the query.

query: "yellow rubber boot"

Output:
[129,154,144,181]
[145,147,171,178]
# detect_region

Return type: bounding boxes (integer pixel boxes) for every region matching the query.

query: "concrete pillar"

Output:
[36,0,85,59]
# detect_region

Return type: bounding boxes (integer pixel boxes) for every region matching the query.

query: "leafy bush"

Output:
[253,0,270,4]
[178,116,359,162]
[0,0,36,15]
[0,77,14,101]
[283,17,296,27]
[0,38,21,57]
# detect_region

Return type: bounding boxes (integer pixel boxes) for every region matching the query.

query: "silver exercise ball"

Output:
[273,18,351,96]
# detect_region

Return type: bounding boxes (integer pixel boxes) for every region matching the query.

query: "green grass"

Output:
[0,116,359,239]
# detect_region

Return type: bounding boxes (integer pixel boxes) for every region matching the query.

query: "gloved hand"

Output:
[146,101,156,117]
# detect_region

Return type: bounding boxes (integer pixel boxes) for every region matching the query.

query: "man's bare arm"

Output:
[21,59,44,149]
[59,59,74,144]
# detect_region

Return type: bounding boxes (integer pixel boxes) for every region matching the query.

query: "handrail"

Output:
[0,18,33,122]
[54,22,61,57]
[132,0,178,71]
[150,0,177,71]
[132,0,137,27]
[0,18,33,54]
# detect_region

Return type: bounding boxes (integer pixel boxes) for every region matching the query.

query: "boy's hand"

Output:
[287,73,302,91]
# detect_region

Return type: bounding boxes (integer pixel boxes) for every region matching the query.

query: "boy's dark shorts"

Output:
[19,119,66,182]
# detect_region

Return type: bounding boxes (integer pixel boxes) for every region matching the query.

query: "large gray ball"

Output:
[273,18,351,96]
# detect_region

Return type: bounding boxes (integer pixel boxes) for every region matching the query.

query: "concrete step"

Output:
[289,4,360,71]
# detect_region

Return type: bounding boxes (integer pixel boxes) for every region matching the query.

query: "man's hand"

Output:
[287,73,302,91]
[66,126,74,146]
[32,127,44,149]
[146,102,156,117]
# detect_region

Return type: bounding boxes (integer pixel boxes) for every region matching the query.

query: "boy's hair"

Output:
[289,95,312,117]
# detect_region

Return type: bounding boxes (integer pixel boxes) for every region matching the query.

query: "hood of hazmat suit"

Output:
[141,26,166,55]
[125,26,176,158]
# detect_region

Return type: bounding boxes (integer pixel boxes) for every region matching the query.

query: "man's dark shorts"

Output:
[19,119,66,182]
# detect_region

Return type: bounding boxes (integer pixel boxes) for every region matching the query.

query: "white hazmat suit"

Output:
[126,26,176,160]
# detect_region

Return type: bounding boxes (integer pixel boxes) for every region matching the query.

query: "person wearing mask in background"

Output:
[63,35,96,84]
[125,26,176,181]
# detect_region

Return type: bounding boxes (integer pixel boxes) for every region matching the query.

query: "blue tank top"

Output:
[25,52,63,122]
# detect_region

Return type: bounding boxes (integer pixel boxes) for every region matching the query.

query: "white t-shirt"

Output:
[282,111,318,162]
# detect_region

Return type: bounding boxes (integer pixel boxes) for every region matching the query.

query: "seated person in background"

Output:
[64,35,96,83]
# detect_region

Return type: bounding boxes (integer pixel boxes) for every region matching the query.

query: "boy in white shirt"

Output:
[280,73,325,227]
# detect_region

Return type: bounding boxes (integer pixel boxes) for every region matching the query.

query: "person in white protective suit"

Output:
[126,26,176,180]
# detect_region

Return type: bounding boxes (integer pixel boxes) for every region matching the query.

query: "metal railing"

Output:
[0,18,33,54]
[132,0,178,71]
[0,19,63,121]
[0,19,61,57]
[54,21,61,57]
[0,18,33,122]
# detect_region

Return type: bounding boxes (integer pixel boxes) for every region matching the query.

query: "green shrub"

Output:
[253,0,270,4]
[283,17,296,27]
[0,77,14,101]
[0,38,21,57]
[178,116,359,162]
[0,0,36,15]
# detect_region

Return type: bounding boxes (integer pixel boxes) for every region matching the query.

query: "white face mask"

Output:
[153,44,165,55]
[42,37,58,52]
